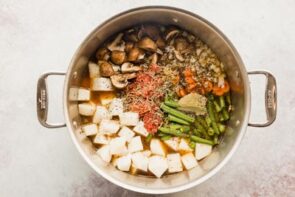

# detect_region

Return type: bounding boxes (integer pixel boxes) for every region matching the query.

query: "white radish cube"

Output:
[128,136,143,153]
[93,106,111,123]
[109,98,123,116]
[91,77,114,91]
[93,134,109,145]
[150,139,166,156]
[98,119,120,135]
[78,102,96,116]
[167,153,183,173]
[178,138,193,152]
[78,88,90,101]
[97,145,112,163]
[181,153,198,170]
[109,137,128,156]
[195,143,212,160]
[148,155,168,178]
[99,92,116,106]
[119,112,139,126]
[88,61,100,78]
[69,87,78,101]
[133,121,149,137]
[117,155,132,171]
[81,123,98,136]
[131,152,149,172]
[142,150,152,157]
[118,126,135,142]
[164,137,180,151]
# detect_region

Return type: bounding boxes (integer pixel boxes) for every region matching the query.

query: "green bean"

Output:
[160,104,195,123]
[158,127,189,138]
[213,100,222,112]
[205,116,212,126]
[146,133,153,142]
[213,136,219,145]
[219,96,225,109]
[207,127,214,136]
[194,120,206,134]
[189,141,196,149]
[226,93,231,105]
[190,135,214,145]
[193,128,202,137]
[218,123,226,133]
[161,135,172,141]
[196,116,208,129]
[164,99,179,108]
[222,109,230,121]
[169,124,190,132]
[168,115,190,125]
[207,101,220,134]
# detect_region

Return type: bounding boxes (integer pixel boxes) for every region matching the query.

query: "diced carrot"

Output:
[222,81,230,93]
[212,80,230,96]
[203,81,213,92]
[172,75,180,85]
[183,68,193,77]
[186,83,197,92]
[177,87,187,97]
[185,77,196,84]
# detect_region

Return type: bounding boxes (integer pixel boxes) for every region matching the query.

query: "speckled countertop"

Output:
[0,0,294,196]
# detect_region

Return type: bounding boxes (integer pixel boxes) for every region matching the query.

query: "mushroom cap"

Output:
[121,62,142,73]
[98,61,115,77]
[110,73,137,89]
[138,37,157,52]
[111,50,126,65]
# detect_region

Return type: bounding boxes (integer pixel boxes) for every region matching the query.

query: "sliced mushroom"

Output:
[173,50,184,62]
[150,53,158,65]
[174,37,189,52]
[123,31,138,42]
[96,48,110,61]
[110,73,137,89]
[165,29,180,41]
[107,33,125,51]
[127,48,144,62]
[111,50,126,65]
[125,42,134,52]
[156,48,163,55]
[98,61,115,77]
[156,37,166,49]
[138,37,157,52]
[121,62,142,73]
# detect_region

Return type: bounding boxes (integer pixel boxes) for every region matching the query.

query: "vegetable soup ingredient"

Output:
[181,153,198,170]
[78,102,96,116]
[160,104,195,123]
[91,77,114,91]
[109,137,128,156]
[118,126,135,142]
[167,153,183,173]
[178,93,207,115]
[119,112,139,126]
[128,136,144,153]
[82,123,98,136]
[98,119,120,135]
[97,145,112,163]
[195,143,212,160]
[99,61,115,77]
[190,135,214,145]
[93,106,111,123]
[117,155,132,171]
[131,152,149,172]
[148,155,168,178]
[150,139,166,156]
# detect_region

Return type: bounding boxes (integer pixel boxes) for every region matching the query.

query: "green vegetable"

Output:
[160,104,195,123]
[218,123,226,133]
[168,124,190,132]
[219,96,225,109]
[189,141,196,149]
[222,109,230,121]
[213,100,222,112]
[213,136,219,145]
[196,116,208,129]
[168,115,190,125]
[146,134,153,142]
[158,127,189,138]
[190,135,214,145]
[205,116,212,126]
[207,101,220,134]
[193,128,202,137]
[226,93,231,105]
[207,127,214,136]
[161,135,172,141]
[164,99,179,108]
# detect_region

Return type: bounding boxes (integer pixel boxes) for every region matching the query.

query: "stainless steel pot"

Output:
[36,6,277,194]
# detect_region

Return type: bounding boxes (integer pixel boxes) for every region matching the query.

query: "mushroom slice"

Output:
[138,37,157,52]
[98,61,115,77]
[111,50,126,65]
[165,29,180,40]
[107,33,125,51]
[156,37,166,49]
[150,53,158,65]
[127,48,142,62]
[110,73,137,89]
[174,37,189,52]
[173,50,185,62]
[95,48,110,60]
[121,62,142,73]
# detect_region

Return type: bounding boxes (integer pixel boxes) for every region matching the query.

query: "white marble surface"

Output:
[0,0,294,196]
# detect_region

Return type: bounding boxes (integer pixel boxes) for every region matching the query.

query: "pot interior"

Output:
[64,7,250,193]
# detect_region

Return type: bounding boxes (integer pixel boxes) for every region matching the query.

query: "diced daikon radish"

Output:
[163,137,180,151]
[93,106,111,123]
[98,119,120,135]
[78,88,90,101]
[97,145,111,163]
[133,121,149,137]
[178,138,193,152]
[142,150,152,157]
[69,87,79,101]
[167,153,183,173]
[99,92,116,106]
[109,137,128,156]
[81,123,98,136]
[109,98,123,116]
[181,153,198,170]
[119,112,139,126]
[150,139,166,156]
[88,61,100,78]
[148,155,168,178]
[128,136,143,153]
[118,126,135,142]
[117,154,132,171]
[195,143,212,160]
[78,102,96,116]
[93,134,109,145]
[91,77,114,91]
[131,152,148,172]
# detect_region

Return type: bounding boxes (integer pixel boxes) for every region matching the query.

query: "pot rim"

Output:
[63,6,251,194]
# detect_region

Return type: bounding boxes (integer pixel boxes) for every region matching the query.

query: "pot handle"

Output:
[37,72,66,128]
[247,71,277,127]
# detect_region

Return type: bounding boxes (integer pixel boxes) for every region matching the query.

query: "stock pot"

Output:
[36,6,277,194]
